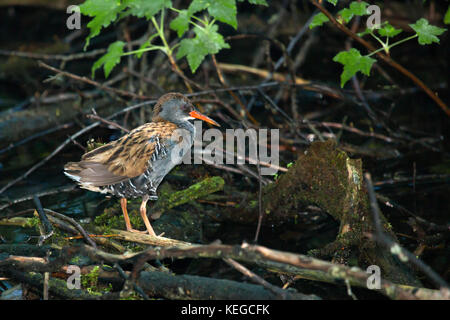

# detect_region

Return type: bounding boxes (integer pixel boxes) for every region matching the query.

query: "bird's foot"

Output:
[126,228,148,234]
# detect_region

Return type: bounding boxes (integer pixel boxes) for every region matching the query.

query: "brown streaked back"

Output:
[64,121,178,187]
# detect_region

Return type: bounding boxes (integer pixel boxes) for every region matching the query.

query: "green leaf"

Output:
[333,48,376,87]
[337,8,354,23]
[126,0,172,19]
[80,0,124,50]
[188,0,209,15]
[177,38,206,73]
[91,41,125,78]
[310,12,329,29]
[409,18,447,45]
[195,24,230,54]
[188,0,238,29]
[326,0,338,5]
[170,9,190,37]
[445,5,450,24]
[348,1,369,16]
[176,24,230,73]
[378,23,402,38]
[337,2,369,24]
[208,0,237,29]
[246,0,268,5]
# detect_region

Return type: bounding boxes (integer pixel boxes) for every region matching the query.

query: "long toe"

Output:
[127,228,148,234]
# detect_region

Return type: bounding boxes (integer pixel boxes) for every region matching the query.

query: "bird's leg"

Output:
[120,198,132,231]
[140,195,157,237]
[120,198,146,234]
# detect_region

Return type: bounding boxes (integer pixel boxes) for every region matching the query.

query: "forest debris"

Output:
[1,241,447,300]
[267,140,421,286]
[108,229,194,248]
[219,140,421,286]
[138,270,319,300]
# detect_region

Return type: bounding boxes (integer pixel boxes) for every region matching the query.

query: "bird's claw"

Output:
[127,228,148,234]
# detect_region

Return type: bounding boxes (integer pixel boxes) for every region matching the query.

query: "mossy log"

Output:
[150,176,225,219]
[138,270,319,300]
[226,140,420,286]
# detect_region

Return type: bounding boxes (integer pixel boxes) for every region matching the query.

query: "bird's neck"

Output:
[152,118,195,141]
[176,120,195,137]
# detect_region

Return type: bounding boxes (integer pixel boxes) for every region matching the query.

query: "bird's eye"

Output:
[181,103,191,112]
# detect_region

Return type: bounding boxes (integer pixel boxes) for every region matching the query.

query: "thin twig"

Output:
[0,185,76,211]
[38,61,152,100]
[364,173,449,289]
[253,153,264,243]
[211,54,259,125]
[114,263,149,300]
[223,258,288,299]
[33,196,54,246]
[44,209,97,249]
[0,123,74,156]
[87,113,130,133]
[0,48,106,61]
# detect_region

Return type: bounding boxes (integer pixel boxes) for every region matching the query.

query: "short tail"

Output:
[64,162,83,183]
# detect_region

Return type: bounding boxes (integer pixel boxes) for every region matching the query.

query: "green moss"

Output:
[27,217,41,229]
[151,176,225,218]
[69,255,82,265]
[94,201,143,230]
[263,140,364,222]
[119,292,143,300]
[81,265,112,296]
[249,200,258,208]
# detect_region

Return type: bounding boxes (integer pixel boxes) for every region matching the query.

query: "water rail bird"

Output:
[64,92,220,236]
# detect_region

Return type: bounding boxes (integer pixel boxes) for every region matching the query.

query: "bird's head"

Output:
[152,92,220,126]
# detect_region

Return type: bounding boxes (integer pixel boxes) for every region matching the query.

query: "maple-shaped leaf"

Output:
[176,24,230,73]
[170,9,191,37]
[310,12,329,29]
[188,0,237,29]
[378,23,402,38]
[337,1,369,24]
[333,48,376,87]
[91,41,125,78]
[126,0,172,19]
[80,0,125,50]
[409,18,447,45]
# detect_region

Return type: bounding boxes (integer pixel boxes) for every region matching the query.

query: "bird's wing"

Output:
[64,121,179,187]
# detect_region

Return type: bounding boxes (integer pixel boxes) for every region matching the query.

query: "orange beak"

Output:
[189,110,220,127]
